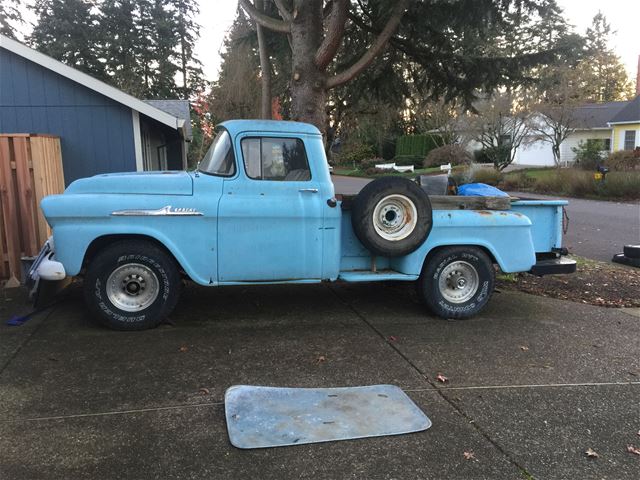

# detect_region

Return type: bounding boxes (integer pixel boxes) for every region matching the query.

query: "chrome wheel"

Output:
[106,263,159,312]
[372,194,418,242]
[438,261,479,304]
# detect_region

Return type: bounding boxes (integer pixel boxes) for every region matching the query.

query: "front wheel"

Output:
[84,240,181,330]
[417,246,495,319]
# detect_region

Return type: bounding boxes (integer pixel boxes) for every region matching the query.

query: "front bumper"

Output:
[529,256,577,276]
[27,237,66,284]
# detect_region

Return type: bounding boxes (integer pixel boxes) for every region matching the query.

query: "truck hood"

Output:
[64,171,194,196]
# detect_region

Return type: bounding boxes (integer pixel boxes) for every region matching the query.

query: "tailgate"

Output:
[510,200,567,253]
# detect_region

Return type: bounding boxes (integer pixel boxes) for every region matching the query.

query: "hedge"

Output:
[395,134,442,157]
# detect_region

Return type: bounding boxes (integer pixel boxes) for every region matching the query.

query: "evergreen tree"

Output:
[0,0,23,39]
[170,0,204,97]
[581,12,634,102]
[99,0,142,95]
[30,0,106,79]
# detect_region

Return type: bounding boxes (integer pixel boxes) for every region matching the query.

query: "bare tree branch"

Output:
[273,0,292,21]
[315,0,349,70]
[238,0,291,33]
[326,0,408,89]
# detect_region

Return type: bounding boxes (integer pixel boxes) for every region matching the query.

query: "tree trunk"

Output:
[255,0,271,119]
[289,0,327,135]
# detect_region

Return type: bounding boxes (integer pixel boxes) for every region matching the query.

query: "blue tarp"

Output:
[458,183,509,197]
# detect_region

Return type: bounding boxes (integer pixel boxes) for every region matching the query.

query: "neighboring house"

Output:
[558,100,629,164]
[0,35,191,185]
[608,94,640,152]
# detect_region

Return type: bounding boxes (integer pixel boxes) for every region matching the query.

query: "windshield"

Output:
[198,129,236,176]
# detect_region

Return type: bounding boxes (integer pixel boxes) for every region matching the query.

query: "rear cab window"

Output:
[241,137,311,181]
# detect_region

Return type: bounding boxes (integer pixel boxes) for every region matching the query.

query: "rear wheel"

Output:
[84,240,181,330]
[417,246,495,319]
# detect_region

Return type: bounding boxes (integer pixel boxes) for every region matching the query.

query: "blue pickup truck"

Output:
[32,120,575,330]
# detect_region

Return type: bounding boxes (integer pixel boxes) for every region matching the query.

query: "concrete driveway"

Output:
[1,283,639,479]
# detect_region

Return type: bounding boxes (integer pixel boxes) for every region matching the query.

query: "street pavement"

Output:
[1,283,639,480]
[331,175,640,262]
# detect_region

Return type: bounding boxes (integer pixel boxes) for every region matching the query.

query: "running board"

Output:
[338,270,419,282]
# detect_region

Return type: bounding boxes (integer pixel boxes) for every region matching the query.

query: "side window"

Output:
[241,137,311,181]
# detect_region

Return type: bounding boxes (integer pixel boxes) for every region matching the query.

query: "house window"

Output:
[241,137,311,181]
[603,138,611,151]
[624,130,636,150]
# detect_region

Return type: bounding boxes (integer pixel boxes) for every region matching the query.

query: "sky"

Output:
[195,0,640,81]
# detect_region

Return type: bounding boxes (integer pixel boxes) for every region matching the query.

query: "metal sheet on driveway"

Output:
[225,384,432,449]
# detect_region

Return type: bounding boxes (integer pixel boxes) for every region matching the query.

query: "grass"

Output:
[501,168,640,201]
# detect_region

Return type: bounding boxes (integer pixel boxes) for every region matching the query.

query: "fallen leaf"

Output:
[179,345,189,353]
[436,374,449,383]
[627,444,640,456]
[463,451,476,460]
[520,345,529,351]
[199,387,210,395]
[388,335,398,342]
[316,355,327,364]
[585,448,599,458]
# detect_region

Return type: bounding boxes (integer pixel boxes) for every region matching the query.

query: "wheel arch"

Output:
[82,234,192,281]
[420,244,498,272]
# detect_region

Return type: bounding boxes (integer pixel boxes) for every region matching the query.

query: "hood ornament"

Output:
[111,205,203,216]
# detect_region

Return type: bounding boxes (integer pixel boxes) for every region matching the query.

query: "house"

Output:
[557,100,629,164]
[608,94,640,152]
[0,35,191,186]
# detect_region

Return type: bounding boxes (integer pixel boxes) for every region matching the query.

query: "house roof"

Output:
[144,100,192,139]
[0,34,187,136]
[572,101,629,129]
[608,95,640,124]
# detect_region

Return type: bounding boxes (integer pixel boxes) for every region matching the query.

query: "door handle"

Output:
[298,188,319,193]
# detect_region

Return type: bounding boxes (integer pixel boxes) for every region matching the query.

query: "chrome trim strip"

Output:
[111,205,203,216]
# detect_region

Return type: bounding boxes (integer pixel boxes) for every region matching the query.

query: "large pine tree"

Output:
[30,0,106,79]
[581,12,634,102]
[0,0,23,39]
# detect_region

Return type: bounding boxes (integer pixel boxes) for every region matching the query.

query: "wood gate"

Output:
[0,134,65,285]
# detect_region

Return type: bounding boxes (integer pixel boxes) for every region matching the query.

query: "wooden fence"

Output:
[0,134,65,285]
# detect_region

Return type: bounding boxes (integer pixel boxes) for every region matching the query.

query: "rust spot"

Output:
[476,210,493,216]
[514,212,524,217]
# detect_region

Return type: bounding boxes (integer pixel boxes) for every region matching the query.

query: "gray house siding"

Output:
[0,48,136,185]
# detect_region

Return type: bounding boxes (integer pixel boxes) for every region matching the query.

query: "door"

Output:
[217,135,325,282]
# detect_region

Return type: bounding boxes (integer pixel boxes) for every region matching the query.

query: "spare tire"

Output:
[623,245,640,259]
[351,176,432,256]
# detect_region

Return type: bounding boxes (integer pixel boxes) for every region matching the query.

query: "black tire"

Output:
[623,245,640,259]
[352,177,432,256]
[83,240,181,330]
[417,246,495,319]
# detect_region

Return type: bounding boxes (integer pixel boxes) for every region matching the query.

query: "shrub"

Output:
[572,139,606,170]
[335,142,375,167]
[423,144,472,168]
[606,149,640,171]
[532,169,640,199]
[481,145,512,170]
[501,171,535,191]
[473,149,493,164]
